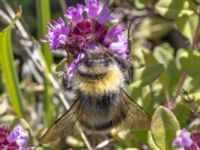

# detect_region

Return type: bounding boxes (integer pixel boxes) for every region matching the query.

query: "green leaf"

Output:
[134,0,150,9]
[36,0,53,69]
[143,50,158,66]
[193,0,200,4]
[36,0,54,126]
[55,58,68,72]
[129,64,164,89]
[112,129,148,147]
[191,75,200,89]
[153,43,173,67]
[153,43,180,96]
[151,106,180,150]
[0,8,24,117]
[155,0,197,19]
[134,17,174,40]
[176,14,198,43]
[173,104,190,127]
[148,131,160,150]
[180,50,200,78]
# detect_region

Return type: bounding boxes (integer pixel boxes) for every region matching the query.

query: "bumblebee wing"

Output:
[118,89,151,131]
[39,100,81,144]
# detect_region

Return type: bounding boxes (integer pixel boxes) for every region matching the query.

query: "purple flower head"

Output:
[104,23,124,44]
[64,4,85,23]
[67,52,85,78]
[0,125,32,150]
[109,34,128,59]
[85,0,100,19]
[98,6,112,25]
[45,18,69,50]
[188,131,200,150]
[7,125,29,148]
[44,0,129,77]
[173,129,193,149]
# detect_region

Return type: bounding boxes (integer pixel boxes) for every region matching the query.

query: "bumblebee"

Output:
[40,50,150,144]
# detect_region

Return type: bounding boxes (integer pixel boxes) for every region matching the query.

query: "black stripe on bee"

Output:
[77,69,106,79]
[78,91,118,114]
[80,111,127,131]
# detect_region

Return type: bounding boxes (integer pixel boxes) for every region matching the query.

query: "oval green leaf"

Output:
[129,64,164,89]
[176,14,198,43]
[134,17,174,40]
[148,131,160,150]
[180,50,200,78]
[155,0,197,19]
[151,106,180,150]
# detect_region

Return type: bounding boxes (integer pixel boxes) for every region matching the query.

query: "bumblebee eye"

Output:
[62,73,72,89]
[84,59,93,67]
[103,59,109,67]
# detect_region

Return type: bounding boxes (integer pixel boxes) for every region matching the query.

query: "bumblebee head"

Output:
[76,52,117,78]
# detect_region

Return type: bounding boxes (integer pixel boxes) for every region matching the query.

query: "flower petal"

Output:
[98,6,112,25]
[172,137,183,148]
[109,34,128,58]
[85,0,99,8]
[64,4,84,23]
[104,23,124,44]
[67,53,85,78]
[172,129,193,149]
[182,136,193,148]
[7,125,22,142]
[7,125,29,148]
[87,3,99,19]
[45,18,69,50]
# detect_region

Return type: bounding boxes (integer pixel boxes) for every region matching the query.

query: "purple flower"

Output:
[7,125,29,148]
[67,53,85,78]
[64,4,85,23]
[45,18,69,50]
[188,131,200,150]
[85,0,100,8]
[173,129,193,149]
[85,0,100,19]
[0,125,32,150]
[109,34,128,59]
[104,24,124,44]
[44,0,129,77]
[98,6,112,25]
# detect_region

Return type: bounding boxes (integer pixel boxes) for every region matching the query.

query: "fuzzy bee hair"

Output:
[40,51,150,144]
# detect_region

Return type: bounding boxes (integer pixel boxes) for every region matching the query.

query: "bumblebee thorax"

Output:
[74,63,124,95]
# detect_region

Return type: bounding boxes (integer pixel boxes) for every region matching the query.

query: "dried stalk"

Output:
[58,0,67,15]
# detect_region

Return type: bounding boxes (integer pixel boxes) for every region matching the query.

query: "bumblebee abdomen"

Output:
[78,92,127,131]
[80,111,126,131]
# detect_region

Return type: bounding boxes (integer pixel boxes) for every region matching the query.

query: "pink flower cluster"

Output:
[44,0,129,77]
[0,125,32,150]
[173,129,200,150]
